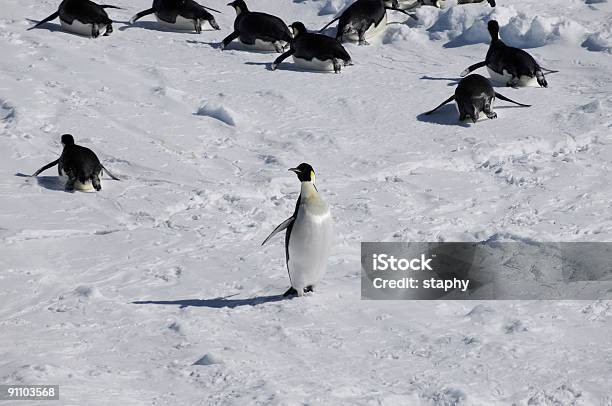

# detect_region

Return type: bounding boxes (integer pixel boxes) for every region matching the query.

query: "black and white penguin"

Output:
[28,0,121,38]
[272,22,352,73]
[221,0,292,52]
[32,134,120,192]
[460,20,556,87]
[320,0,417,45]
[424,74,531,123]
[262,163,333,297]
[129,0,220,33]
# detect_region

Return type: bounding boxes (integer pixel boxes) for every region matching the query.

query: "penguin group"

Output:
[25,0,560,297]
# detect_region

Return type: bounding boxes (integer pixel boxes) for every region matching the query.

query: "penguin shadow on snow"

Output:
[244,61,331,74]
[416,105,470,127]
[14,172,65,191]
[132,294,289,309]
[119,21,201,33]
[186,39,222,49]
[24,19,63,33]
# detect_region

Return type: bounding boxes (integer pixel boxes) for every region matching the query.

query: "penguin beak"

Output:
[288,167,300,174]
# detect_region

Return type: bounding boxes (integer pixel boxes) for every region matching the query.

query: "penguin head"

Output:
[487,0,496,6]
[61,134,75,146]
[289,22,307,38]
[487,20,500,41]
[289,163,315,183]
[227,0,248,14]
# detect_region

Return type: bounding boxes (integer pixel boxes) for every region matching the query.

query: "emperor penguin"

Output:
[32,134,120,192]
[222,0,292,53]
[272,22,352,73]
[28,0,121,38]
[460,20,557,87]
[129,0,221,33]
[424,74,531,123]
[262,163,333,297]
[319,0,417,45]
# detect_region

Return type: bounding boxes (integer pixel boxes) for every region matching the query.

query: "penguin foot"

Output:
[104,24,113,36]
[485,112,497,120]
[304,285,314,293]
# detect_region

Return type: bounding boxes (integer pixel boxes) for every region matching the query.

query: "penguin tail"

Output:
[424,95,455,115]
[460,61,487,77]
[494,92,531,107]
[129,8,155,24]
[101,165,120,181]
[28,11,60,30]
[32,159,59,176]
[319,16,340,33]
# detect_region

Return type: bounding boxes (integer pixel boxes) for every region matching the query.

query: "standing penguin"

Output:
[272,22,352,73]
[262,163,333,297]
[32,134,120,192]
[222,0,292,52]
[28,0,121,38]
[424,74,531,123]
[129,0,221,33]
[319,0,417,45]
[460,20,556,87]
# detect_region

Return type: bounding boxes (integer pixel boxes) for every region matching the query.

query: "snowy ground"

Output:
[1,0,612,404]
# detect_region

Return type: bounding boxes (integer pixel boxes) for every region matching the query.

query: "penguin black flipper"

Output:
[129,8,154,24]
[460,61,487,77]
[494,92,531,107]
[424,95,456,115]
[271,49,295,71]
[32,159,59,176]
[319,15,341,32]
[262,216,295,246]
[99,5,122,9]
[221,30,240,49]
[101,165,120,180]
[28,11,60,30]
[384,7,418,20]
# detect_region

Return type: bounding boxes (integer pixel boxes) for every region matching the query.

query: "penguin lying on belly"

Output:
[130,0,221,33]
[272,22,352,73]
[425,74,531,123]
[262,163,333,297]
[28,0,121,38]
[320,0,417,45]
[222,0,292,52]
[32,134,120,192]
[460,20,557,88]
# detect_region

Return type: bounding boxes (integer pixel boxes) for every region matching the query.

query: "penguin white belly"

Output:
[344,13,387,41]
[60,19,107,37]
[155,15,215,31]
[287,209,333,293]
[487,67,539,87]
[292,56,335,72]
[58,175,97,191]
[239,38,288,52]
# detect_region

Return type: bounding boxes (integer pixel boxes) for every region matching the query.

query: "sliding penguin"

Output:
[222,0,292,52]
[320,0,417,45]
[272,22,352,73]
[262,163,333,297]
[424,74,531,123]
[460,20,555,87]
[32,134,120,192]
[28,0,120,38]
[129,0,220,33]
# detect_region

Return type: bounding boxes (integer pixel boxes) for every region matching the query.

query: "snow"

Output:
[1,0,612,404]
